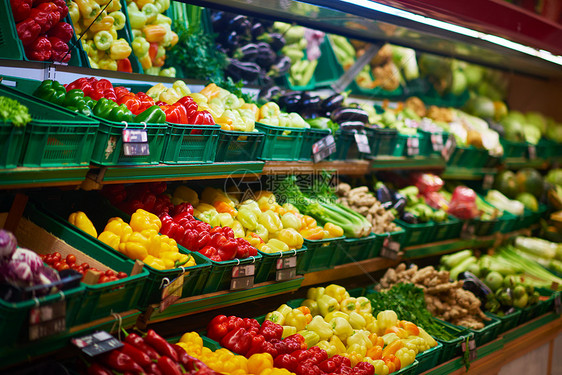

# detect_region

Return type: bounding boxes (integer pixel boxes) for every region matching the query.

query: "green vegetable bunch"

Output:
[0,96,32,127]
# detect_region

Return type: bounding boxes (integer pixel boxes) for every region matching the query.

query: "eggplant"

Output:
[268,55,291,77]
[321,93,345,114]
[259,86,282,102]
[376,185,393,205]
[255,42,276,69]
[278,92,303,112]
[339,121,365,129]
[392,197,407,216]
[251,23,265,40]
[225,59,261,83]
[210,11,235,31]
[233,43,259,62]
[259,71,274,87]
[300,95,322,119]
[331,107,369,125]
[228,15,251,36]
[258,33,286,52]
[401,211,418,224]
[459,271,493,305]
[217,31,241,54]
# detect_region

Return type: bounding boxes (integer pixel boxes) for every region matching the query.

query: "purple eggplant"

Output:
[225,59,261,82]
[258,33,286,52]
[233,43,259,62]
[268,55,291,77]
[255,42,276,69]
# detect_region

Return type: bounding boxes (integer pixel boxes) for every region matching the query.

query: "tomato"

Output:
[81,262,90,270]
[105,269,115,277]
[53,261,62,269]
[66,254,77,265]
[116,272,128,279]
[57,263,70,271]
[98,275,108,284]
[52,252,61,261]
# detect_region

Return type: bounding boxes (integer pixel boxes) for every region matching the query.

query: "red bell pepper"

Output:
[199,245,220,261]
[227,316,245,332]
[207,315,230,341]
[354,361,375,375]
[145,362,163,375]
[52,0,68,18]
[171,202,193,217]
[117,58,133,73]
[136,92,155,112]
[10,0,32,22]
[48,36,70,63]
[144,329,179,362]
[160,219,182,239]
[120,342,152,368]
[220,328,252,356]
[243,318,261,335]
[25,36,51,61]
[123,333,160,361]
[118,94,142,115]
[296,362,323,375]
[156,356,182,375]
[47,21,73,43]
[147,181,167,194]
[16,18,41,47]
[246,334,266,357]
[114,86,132,100]
[274,354,297,372]
[98,349,144,374]
[164,103,188,124]
[189,110,215,125]
[33,2,61,33]
[176,96,198,113]
[94,79,113,92]
[103,88,117,102]
[260,320,283,341]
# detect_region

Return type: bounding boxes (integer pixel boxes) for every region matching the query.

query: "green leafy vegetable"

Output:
[0,96,32,127]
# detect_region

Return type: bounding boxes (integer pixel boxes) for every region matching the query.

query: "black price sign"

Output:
[275,256,297,282]
[231,264,255,290]
[29,300,66,341]
[441,135,456,161]
[122,128,149,156]
[461,221,476,239]
[430,134,444,152]
[528,145,537,160]
[160,274,184,313]
[406,136,419,156]
[71,331,123,357]
[380,236,401,259]
[312,134,336,163]
[354,133,371,154]
[461,338,477,361]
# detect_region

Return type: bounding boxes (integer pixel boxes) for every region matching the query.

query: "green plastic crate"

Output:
[536,139,554,160]
[255,122,306,161]
[518,288,558,324]
[202,335,222,351]
[401,134,424,158]
[21,201,150,324]
[300,128,331,160]
[416,342,443,374]
[500,138,528,159]
[0,126,25,168]
[447,146,489,168]
[0,84,99,167]
[332,233,379,266]
[393,134,408,156]
[433,216,462,242]
[394,219,435,247]
[419,129,448,156]
[329,126,375,160]
[487,309,522,334]
[369,127,399,157]
[467,315,501,346]
[433,318,473,364]
[396,360,419,375]
[201,254,263,294]
[161,123,220,164]
[374,227,406,253]
[297,236,344,273]
[494,212,517,234]
[313,38,342,88]
[90,119,167,165]
[461,217,498,237]
[215,129,265,162]
[255,246,307,283]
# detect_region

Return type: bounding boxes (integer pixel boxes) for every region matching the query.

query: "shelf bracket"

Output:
[43,64,56,82]
[331,43,381,93]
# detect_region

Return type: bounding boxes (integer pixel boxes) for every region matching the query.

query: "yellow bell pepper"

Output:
[356,296,373,314]
[143,255,166,270]
[324,222,344,238]
[330,335,346,354]
[143,24,167,42]
[395,347,416,368]
[285,309,307,331]
[281,325,297,338]
[119,231,149,260]
[135,0,154,9]
[147,83,168,101]
[110,38,132,60]
[247,353,273,374]
[173,185,199,205]
[306,315,333,341]
[331,317,353,341]
[158,88,181,104]
[74,0,101,19]
[261,239,289,254]
[340,297,358,314]
[87,15,114,32]
[376,310,398,332]
[349,311,367,329]
[318,294,340,317]
[240,102,260,121]
[324,311,349,322]
[277,228,303,249]
[325,284,349,304]
[68,1,80,25]
[259,102,281,120]
[98,231,120,250]
[106,0,121,13]
[98,58,118,71]
[130,208,161,233]
[362,358,390,375]
[103,217,133,242]
[307,286,325,300]
[138,53,152,70]
[341,351,363,367]
[68,211,97,237]
[316,340,338,357]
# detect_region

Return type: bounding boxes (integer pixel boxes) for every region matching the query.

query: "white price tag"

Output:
[232,264,255,277]
[406,136,419,156]
[441,135,456,161]
[312,134,336,163]
[276,256,297,270]
[431,134,444,152]
[160,273,184,312]
[230,276,254,290]
[381,236,401,259]
[122,129,150,156]
[461,221,476,239]
[528,145,537,160]
[122,129,148,142]
[461,338,477,361]
[29,300,66,341]
[276,268,297,281]
[354,133,371,154]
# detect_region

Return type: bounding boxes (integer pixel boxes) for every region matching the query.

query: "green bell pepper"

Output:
[134,105,166,123]
[33,80,66,106]
[83,96,96,109]
[63,89,85,107]
[109,104,134,123]
[93,98,117,119]
[75,100,93,116]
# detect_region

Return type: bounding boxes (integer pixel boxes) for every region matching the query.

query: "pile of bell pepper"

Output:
[258,101,308,129]
[11,0,74,62]
[127,0,178,76]
[260,284,437,374]
[205,315,376,375]
[102,182,171,216]
[85,329,220,374]
[68,0,133,72]
[97,208,196,270]
[178,331,295,375]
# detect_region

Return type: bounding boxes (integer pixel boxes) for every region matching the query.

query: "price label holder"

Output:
[159,269,185,313]
[441,134,456,162]
[380,235,401,260]
[29,296,66,341]
[528,144,537,160]
[354,132,371,154]
[482,174,494,190]
[312,134,336,163]
[71,331,123,357]
[430,134,444,152]
[231,258,256,291]
[275,252,297,281]
[406,136,419,156]
[461,338,477,361]
[123,122,150,156]
[460,221,476,240]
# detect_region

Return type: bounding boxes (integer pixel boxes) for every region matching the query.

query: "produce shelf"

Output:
[369,156,446,171]
[442,166,498,180]
[0,166,90,189]
[0,310,140,368]
[504,157,550,170]
[262,160,370,176]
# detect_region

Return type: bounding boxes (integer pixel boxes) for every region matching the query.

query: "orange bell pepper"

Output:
[213,201,237,216]
[143,25,167,43]
[300,226,324,240]
[301,215,317,229]
[384,326,408,339]
[399,320,420,336]
[382,340,404,359]
[366,345,382,360]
